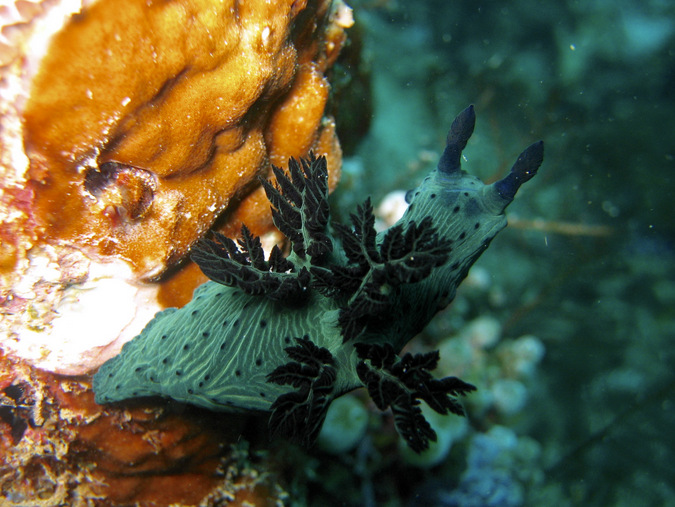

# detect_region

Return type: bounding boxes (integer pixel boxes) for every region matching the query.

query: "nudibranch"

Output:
[94,106,543,452]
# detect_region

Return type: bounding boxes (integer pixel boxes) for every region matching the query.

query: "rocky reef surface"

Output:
[1,0,350,375]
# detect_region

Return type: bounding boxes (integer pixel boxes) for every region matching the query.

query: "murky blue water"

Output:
[327,1,674,505]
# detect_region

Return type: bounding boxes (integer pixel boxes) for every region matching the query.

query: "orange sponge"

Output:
[23,0,347,278]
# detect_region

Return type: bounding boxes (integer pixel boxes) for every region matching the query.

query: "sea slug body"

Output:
[93,106,544,452]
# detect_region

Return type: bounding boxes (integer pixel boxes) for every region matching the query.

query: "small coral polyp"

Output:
[94,107,544,453]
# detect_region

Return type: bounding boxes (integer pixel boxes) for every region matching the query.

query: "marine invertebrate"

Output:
[94,106,544,452]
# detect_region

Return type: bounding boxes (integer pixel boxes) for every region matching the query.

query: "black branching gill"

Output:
[94,106,544,453]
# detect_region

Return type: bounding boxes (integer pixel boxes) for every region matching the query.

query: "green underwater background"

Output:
[302,0,675,505]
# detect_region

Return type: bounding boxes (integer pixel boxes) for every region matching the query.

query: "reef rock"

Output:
[0,351,288,506]
[0,0,350,374]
